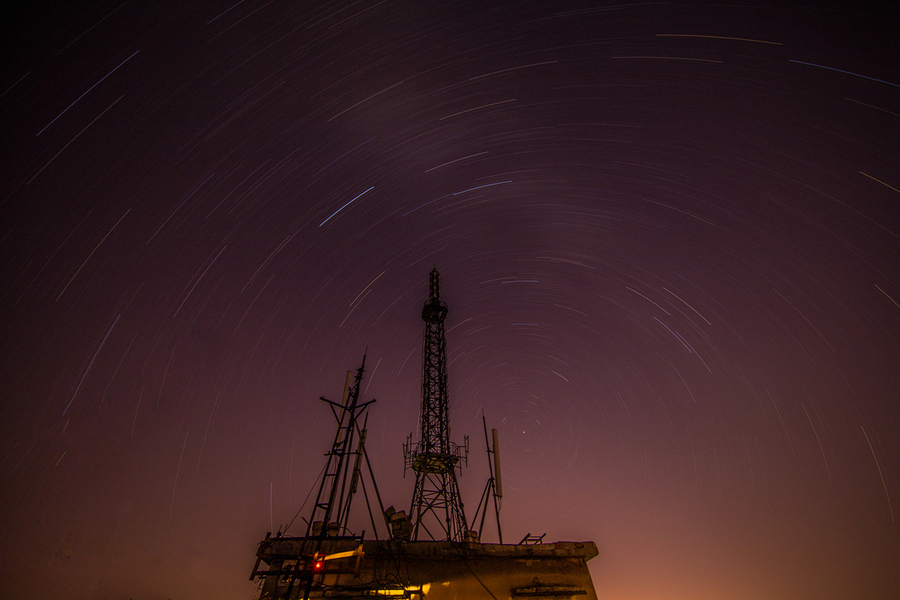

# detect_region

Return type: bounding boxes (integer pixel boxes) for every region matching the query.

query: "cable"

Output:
[452,543,500,600]
[284,462,328,534]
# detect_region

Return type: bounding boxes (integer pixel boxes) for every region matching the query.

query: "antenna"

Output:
[471,413,503,543]
[278,356,380,599]
[492,427,502,500]
[405,268,470,542]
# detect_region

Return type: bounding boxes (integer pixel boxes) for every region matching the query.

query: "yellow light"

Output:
[322,544,364,561]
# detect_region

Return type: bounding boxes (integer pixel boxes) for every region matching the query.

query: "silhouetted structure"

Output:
[249,269,599,599]
[404,268,470,542]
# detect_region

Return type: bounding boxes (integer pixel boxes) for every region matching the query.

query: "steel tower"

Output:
[404,268,469,542]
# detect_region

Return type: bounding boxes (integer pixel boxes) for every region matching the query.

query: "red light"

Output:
[314,560,324,571]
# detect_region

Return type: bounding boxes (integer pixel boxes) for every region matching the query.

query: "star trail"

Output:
[1,3,898,600]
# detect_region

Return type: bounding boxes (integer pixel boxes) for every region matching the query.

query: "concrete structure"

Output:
[252,536,599,599]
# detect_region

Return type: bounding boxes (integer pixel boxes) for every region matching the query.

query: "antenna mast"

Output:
[471,415,503,543]
[405,268,469,542]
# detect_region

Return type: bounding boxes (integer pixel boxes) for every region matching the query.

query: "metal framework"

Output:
[404,268,469,542]
[245,269,601,598]
[306,357,375,542]
[251,356,394,599]
[470,415,503,544]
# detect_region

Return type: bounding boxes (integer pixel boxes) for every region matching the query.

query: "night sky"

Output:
[2,2,898,599]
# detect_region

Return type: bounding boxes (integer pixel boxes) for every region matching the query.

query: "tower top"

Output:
[429,267,440,302]
[422,267,448,324]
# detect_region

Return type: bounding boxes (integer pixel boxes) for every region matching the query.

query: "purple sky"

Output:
[1,3,898,599]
